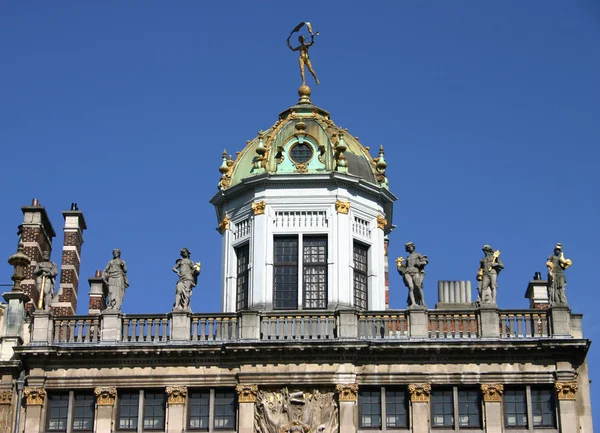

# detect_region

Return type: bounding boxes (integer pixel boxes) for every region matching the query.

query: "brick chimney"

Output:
[19,198,56,311]
[88,270,107,314]
[52,203,87,316]
[525,271,549,310]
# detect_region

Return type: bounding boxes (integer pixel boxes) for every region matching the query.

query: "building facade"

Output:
[0,87,593,433]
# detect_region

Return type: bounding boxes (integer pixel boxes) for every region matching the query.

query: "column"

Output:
[555,382,578,431]
[251,201,268,310]
[335,200,353,308]
[236,385,258,433]
[166,386,187,432]
[23,387,46,433]
[408,384,430,433]
[0,390,14,433]
[94,387,117,432]
[481,384,503,433]
[335,384,357,433]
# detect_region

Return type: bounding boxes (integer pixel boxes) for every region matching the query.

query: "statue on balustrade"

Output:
[172,248,201,312]
[546,242,572,306]
[34,250,58,311]
[103,249,129,311]
[396,241,428,308]
[477,245,503,305]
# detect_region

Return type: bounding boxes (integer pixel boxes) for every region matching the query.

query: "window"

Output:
[531,388,556,428]
[274,235,328,310]
[431,387,481,430]
[358,387,408,430]
[118,391,139,430]
[188,389,236,431]
[353,242,368,309]
[289,143,313,163]
[236,244,250,311]
[143,390,166,430]
[431,389,454,428]
[504,389,528,428]
[118,390,166,431]
[47,393,69,431]
[458,389,481,428]
[72,393,95,431]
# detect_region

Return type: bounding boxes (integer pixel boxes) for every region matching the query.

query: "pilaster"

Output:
[236,385,258,433]
[166,386,187,432]
[95,387,116,432]
[335,384,357,433]
[550,305,571,337]
[481,384,503,433]
[408,384,430,433]
[555,381,578,431]
[250,203,269,310]
[23,387,46,433]
[335,200,353,308]
[1,291,30,360]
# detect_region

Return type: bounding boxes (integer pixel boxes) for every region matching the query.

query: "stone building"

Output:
[0,86,593,433]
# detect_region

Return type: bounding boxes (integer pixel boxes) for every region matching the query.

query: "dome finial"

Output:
[287,22,320,103]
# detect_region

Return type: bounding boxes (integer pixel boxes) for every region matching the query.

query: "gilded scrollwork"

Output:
[0,390,12,405]
[335,384,358,402]
[481,384,504,402]
[166,386,187,405]
[408,384,431,402]
[94,387,117,406]
[555,382,578,400]
[335,200,350,215]
[236,384,258,403]
[24,388,46,406]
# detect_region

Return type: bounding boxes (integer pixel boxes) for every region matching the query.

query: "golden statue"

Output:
[287,22,320,86]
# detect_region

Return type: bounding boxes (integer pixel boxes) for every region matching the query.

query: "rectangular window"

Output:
[72,393,95,431]
[214,390,236,429]
[458,389,481,428]
[118,391,139,430]
[303,236,327,309]
[353,242,369,309]
[431,389,454,428]
[188,391,210,430]
[274,236,299,309]
[385,389,408,428]
[47,393,69,432]
[236,244,250,311]
[359,389,382,428]
[143,390,166,430]
[504,389,528,428]
[531,388,556,428]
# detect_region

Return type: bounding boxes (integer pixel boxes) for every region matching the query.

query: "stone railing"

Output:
[27,306,573,345]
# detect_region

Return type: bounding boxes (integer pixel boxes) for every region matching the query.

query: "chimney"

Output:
[525,271,549,309]
[88,270,107,314]
[52,203,87,315]
[19,198,56,311]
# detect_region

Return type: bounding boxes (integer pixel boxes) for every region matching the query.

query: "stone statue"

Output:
[287,22,320,86]
[396,242,428,308]
[103,249,129,311]
[546,242,572,306]
[34,250,58,311]
[172,248,201,312]
[477,245,503,305]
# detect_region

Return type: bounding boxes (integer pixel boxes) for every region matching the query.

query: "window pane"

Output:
[458,389,481,428]
[47,393,69,432]
[532,388,555,428]
[118,392,139,430]
[431,390,454,427]
[73,393,95,430]
[353,243,368,310]
[214,390,236,429]
[359,389,381,428]
[386,389,408,428]
[504,389,528,427]
[143,390,166,430]
[303,237,327,309]
[188,391,210,430]
[274,237,298,309]
[236,244,250,311]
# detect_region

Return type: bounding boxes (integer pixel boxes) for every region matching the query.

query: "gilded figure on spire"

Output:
[287,22,320,87]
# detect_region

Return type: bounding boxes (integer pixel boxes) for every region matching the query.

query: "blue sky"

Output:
[1,0,599,422]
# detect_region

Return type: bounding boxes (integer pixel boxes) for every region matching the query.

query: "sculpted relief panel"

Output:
[255,388,338,433]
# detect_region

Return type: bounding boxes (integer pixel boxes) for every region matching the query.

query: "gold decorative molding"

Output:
[335,200,350,215]
[481,384,504,402]
[94,387,117,406]
[408,384,431,402]
[236,384,258,403]
[376,214,387,230]
[166,386,187,405]
[0,390,12,405]
[555,382,578,400]
[335,384,358,402]
[218,215,230,233]
[24,388,46,405]
[252,201,266,216]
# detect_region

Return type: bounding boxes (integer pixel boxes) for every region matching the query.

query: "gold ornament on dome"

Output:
[481,384,504,402]
[408,384,431,402]
[166,386,187,405]
[335,384,358,402]
[219,215,230,233]
[376,215,387,230]
[24,388,46,405]
[95,387,117,406]
[555,382,578,400]
[0,390,12,405]
[252,201,266,216]
[335,200,350,215]
[236,384,258,403]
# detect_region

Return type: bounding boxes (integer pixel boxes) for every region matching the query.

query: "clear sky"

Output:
[1,0,599,423]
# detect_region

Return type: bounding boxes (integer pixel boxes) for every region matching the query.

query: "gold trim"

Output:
[219,215,230,233]
[236,384,258,403]
[377,214,387,230]
[336,384,358,402]
[166,386,187,405]
[252,201,266,216]
[24,388,46,406]
[94,387,117,406]
[555,382,578,400]
[335,200,350,215]
[0,390,12,405]
[481,384,504,402]
[408,384,431,402]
